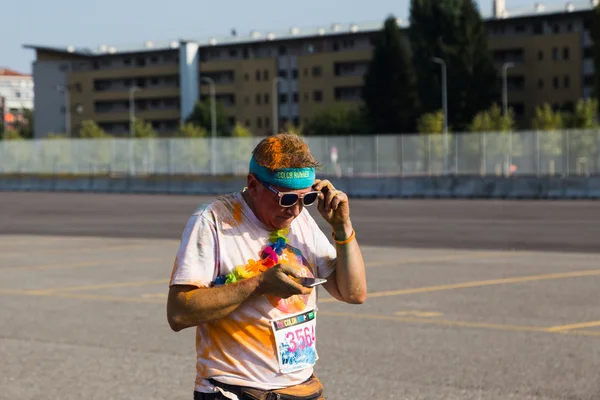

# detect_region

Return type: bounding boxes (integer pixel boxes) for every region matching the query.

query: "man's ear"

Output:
[247,174,259,196]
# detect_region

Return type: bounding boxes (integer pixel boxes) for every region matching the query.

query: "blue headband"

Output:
[249,156,316,189]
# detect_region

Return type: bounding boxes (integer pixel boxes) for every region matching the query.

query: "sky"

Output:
[1,0,547,74]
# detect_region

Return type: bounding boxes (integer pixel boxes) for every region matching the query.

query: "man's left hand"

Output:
[313,179,350,229]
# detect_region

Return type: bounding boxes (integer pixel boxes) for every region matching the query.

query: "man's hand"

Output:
[313,179,350,231]
[257,264,313,298]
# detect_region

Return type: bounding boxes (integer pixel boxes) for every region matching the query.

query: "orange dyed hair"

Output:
[252,133,321,170]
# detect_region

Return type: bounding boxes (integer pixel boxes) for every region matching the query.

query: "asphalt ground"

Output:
[1,192,600,400]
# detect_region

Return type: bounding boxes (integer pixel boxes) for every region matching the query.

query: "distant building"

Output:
[0,68,34,110]
[23,0,598,138]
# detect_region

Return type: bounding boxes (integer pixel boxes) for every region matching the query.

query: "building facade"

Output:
[0,68,34,111]
[25,0,598,138]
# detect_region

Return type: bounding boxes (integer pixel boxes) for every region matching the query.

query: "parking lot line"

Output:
[0,257,160,272]
[320,268,600,303]
[27,279,169,294]
[546,320,600,332]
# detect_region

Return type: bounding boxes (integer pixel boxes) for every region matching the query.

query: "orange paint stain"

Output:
[233,202,243,223]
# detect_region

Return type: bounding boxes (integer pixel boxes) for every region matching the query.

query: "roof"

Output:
[23,0,597,58]
[0,68,30,77]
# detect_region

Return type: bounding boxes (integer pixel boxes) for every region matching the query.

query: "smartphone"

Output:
[296,277,327,288]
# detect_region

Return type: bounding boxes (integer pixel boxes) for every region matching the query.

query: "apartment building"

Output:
[24,0,598,138]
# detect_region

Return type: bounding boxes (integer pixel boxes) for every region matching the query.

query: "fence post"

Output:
[400,135,404,177]
[482,132,486,176]
[536,130,540,177]
[375,135,380,177]
[566,130,570,176]
[454,134,458,175]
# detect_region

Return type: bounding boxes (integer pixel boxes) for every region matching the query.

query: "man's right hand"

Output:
[257,264,313,298]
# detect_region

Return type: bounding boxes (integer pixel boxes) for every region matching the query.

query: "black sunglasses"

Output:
[256,178,320,207]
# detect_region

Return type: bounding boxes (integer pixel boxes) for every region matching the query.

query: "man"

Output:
[167,133,367,400]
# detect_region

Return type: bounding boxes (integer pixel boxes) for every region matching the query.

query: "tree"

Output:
[409,0,499,131]
[177,123,208,138]
[230,123,252,138]
[470,104,514,132]
[591,5,600,106]
[564,98,599,129]
[362,16,419,134]
[304,104,367,136]
[134,119,157,138]
[185,98,229,136]
[417,110,445,134]
[532,103,564,130]
[79,120,109,138]
[563,99,599,174]
[2,129,24,140]
[9,108,34,139]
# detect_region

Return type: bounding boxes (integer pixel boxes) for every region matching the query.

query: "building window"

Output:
[279,94,288,104]
[278,70,288,79]
[256,94,262,105]
[229,48,237,57]
[515,24,526,33]
[553,24,560,34]
[278,46,287,55]
[312,66,322,77]
[257,117,263,128]
[263,70,269,80]
[553,76,559,89]
[293,117,300,127]
[583,75,594,87]
[264,93,269,104]
[567,23,573,32]
[265,117,270,128]
[552,48,559,61]
[538,51,544,61]
[246,120,251,127]
[584,47,593,59]
[564,75,570,88]
[292,69,298,79]
[292,92,299,103]
[313,91,323,102]
[256,70,261,81]
[563,47,570,60]
[538,79,544,89]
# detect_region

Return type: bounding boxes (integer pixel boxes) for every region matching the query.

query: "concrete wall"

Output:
[1,175,599,199]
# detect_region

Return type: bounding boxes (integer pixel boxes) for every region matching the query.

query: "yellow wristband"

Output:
[332,229,355,245]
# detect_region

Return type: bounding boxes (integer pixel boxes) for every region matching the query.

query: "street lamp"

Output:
[502,62,516,175]
[502,62,515,117]
[200,77,217,175]
[129,86,140,176]
[129,86,140,138]
[432,57,448,174]
[56,85,71,137]
[272,77,283,135]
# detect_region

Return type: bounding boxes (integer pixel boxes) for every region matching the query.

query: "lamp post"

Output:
[502,62,515,117]
[272,77,283,135]
[128,86,140,176]
[432,57,448,174]
[56,85,71,137]
[200,77,217,175]
[502,62,516,175]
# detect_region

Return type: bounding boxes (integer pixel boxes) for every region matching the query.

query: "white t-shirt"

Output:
[169,191,337,393]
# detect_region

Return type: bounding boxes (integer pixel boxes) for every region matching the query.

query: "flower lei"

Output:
[214,228,290,285]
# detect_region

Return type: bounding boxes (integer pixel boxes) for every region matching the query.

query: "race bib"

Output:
[271,309,318,374]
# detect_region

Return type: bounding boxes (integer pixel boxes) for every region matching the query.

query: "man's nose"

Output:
[286,202,302,217]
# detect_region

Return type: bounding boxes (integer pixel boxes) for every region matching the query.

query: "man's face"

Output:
[246,175,315,230]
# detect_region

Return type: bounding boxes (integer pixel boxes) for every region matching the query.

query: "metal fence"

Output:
[1,130,599,177]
